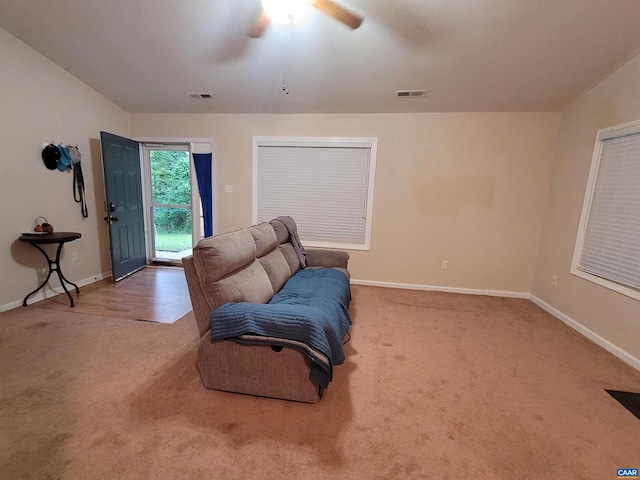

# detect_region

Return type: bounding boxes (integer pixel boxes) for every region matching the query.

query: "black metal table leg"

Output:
[22,245,55,306]
[51,242,77,307]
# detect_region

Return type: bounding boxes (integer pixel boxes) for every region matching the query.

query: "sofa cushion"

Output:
[249,222,291,292]
[193,229,256,283]
[208,259,274,308]
[193,229,273,309]
[248,222,277,257]
[270,219,290,245]
[259,249,291,293]
[278,243,301,276]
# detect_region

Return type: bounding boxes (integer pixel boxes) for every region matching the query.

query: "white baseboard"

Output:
[1,271,111,312]
[350,278,530,299]
[529,295,640,372]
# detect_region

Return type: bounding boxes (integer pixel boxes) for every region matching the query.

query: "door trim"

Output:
[135,137,214,260]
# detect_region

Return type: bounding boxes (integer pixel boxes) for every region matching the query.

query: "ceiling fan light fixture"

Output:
[262,0,312,25]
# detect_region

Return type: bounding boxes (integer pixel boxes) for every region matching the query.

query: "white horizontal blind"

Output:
[578,132,640,291]
[257,145,370,245]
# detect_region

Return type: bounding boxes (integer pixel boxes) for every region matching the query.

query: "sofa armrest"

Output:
[305,248,349,269]
[183,255,213,338]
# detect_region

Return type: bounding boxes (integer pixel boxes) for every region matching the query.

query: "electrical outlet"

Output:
[551,275,557,286]
[72,252,78,261]
[441,260,448,270]
[224,184,233,193]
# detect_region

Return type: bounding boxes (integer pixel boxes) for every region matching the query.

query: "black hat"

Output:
[42,144,61,170]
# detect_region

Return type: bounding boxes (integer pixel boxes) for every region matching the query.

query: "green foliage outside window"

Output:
[150,150,191,233]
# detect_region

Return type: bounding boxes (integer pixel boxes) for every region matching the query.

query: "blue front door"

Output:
[100,132,147,281]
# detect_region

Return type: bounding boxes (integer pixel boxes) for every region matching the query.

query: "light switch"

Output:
[224,185,233,194]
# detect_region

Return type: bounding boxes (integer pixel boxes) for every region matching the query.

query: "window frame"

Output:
[570,119,640,301]
[252,136,377,250]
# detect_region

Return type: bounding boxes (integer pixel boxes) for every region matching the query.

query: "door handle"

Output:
[104,215,119,224]
[109,202,117,212]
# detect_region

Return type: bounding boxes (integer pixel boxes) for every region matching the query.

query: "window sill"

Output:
[570,267,640,302]
[303,240,370,251]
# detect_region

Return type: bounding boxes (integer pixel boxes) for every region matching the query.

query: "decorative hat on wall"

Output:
[41,144,61,170]
[57,145,73,171]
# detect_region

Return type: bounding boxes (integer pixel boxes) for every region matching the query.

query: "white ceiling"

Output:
[2,0,640,114]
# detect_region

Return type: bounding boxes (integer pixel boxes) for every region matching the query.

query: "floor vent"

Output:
[396,90,426,98]
[187,93,214,99]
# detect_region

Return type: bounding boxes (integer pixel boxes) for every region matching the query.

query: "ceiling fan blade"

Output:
[312,0,363,30]
[248,9,271,38]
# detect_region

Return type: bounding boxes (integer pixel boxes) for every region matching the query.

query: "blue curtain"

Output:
[192,153,213,238]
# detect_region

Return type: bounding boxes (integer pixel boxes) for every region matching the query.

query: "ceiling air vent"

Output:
[187,93,214,99]
[395,90,426,98]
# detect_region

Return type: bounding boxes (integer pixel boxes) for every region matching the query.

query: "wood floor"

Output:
[33,265,192,323]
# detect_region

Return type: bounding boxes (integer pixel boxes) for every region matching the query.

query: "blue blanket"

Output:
[210,268,351,388]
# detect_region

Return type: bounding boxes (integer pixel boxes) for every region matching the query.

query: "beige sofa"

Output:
[183,218,350,403]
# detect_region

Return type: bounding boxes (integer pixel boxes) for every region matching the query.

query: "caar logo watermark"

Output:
[617,469,638,478]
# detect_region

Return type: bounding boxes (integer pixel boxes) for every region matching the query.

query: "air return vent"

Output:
[395,90,426,98]
[187,93,214,99]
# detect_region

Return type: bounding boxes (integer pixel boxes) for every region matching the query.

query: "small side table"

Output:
[19,232,82,307]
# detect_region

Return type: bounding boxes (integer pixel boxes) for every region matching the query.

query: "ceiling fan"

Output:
[248,0,363,38]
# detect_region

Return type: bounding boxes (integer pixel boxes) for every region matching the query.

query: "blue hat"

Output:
[57,145,72,171]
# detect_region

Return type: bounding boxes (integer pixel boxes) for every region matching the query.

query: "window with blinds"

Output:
[571,120,640,301]
[252,137,377,249]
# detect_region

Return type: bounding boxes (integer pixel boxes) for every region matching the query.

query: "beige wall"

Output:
[0,28,130,309]
[0,24,561,309]
[132,112,560,294]
[532,54,640,359]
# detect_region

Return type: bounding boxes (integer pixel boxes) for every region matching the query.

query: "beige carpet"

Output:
[1,285,639,479]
